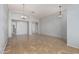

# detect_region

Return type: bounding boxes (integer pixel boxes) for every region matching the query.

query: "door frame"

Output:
[11,19,29,37]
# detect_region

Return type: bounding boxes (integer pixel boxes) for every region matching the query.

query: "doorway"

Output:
[11,20,29,37]
[12,20,17,37]
[32,22,39,34]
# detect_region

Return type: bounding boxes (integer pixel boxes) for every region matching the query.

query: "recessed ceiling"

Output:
[8,4,67,19]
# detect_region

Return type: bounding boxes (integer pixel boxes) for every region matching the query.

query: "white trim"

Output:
[67,43,79,49]
[2,39,8,54]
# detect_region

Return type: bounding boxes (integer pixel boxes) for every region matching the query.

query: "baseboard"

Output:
[40,33,64,39]
[67,43,79,49]
[2,38,8,54]
[39,33,67,43]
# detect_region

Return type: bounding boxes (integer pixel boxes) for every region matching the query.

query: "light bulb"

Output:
[21,15,27,19]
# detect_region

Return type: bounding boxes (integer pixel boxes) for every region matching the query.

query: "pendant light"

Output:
[58,5,62,17]
[21,4,27,19]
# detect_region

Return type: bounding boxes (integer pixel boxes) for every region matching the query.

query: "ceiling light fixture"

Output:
[21,4,27,19]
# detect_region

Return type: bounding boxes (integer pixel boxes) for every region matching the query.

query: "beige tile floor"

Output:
[4,34,79,54]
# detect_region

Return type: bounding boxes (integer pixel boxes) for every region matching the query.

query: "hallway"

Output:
[4,34,79,54]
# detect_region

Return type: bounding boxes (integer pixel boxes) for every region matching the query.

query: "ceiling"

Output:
[8,4,67,19]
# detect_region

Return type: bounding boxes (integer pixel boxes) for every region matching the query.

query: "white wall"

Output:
[40,10,67,40]
[8,12,39,37]
[0,5,8,53]
[67,5,79,48]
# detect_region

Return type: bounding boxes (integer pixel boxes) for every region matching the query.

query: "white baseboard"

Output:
[2,38,8,54]
[67,43,79,49]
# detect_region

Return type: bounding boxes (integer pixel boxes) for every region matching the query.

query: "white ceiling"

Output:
[8,4,67,19]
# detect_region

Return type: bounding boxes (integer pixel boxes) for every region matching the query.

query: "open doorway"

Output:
[12,20,17,37]
[11,20,29,38]
[32,22,39,34]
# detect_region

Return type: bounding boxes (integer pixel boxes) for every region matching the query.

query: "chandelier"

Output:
[21,4,27,19]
